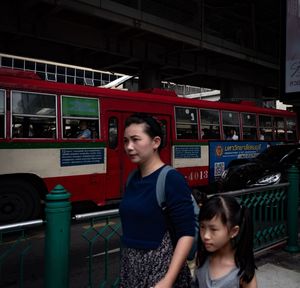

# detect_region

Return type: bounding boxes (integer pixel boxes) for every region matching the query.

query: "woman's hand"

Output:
[152,276,173,288]
[152,236,194,288]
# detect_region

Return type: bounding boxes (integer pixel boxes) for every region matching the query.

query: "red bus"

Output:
[0,68,298,223]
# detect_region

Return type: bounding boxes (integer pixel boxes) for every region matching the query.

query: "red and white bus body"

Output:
[0,68,298,223]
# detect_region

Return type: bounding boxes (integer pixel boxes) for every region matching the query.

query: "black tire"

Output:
[0,179,41,224]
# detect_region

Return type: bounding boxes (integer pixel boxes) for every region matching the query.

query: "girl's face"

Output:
[124,123,160,165]
[200,215,239,252]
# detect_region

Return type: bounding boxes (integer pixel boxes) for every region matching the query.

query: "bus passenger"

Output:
[192,195,257,288]
[259,129,265,140]
[119,113,195,288]
[227,128,239,140]
[77,120,91,139]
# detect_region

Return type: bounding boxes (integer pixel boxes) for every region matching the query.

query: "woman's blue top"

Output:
[119,165,195,249]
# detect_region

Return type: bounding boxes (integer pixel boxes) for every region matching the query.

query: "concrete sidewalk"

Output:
[255,242,300,288]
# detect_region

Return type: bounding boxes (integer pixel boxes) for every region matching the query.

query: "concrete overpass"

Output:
[0,0,285,104]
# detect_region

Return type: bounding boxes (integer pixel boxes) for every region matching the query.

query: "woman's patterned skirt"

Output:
[120,232,192,287]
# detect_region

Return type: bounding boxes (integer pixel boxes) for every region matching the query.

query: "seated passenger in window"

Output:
[77,120,92,139]
[227,128,239,140]
[202,126,219,139]
[259,129,265,140]
[202,128,212,139]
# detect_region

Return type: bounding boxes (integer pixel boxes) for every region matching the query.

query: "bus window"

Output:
[200,109,220,139]
[108,117,118,149]
[274,117,286,140]
[12,91,56,138]
[241,113,257,140]
[175,107,198,139]
[63,119,98,139]
[62,96,99,139]
[286,117,297,141]
[222,111,240,140]
[259,115,273,140]
[0,90,4,138]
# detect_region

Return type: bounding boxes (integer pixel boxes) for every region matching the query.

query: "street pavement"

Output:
[255,243,300,288]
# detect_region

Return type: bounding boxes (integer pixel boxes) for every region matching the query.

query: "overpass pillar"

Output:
[219,79,263,106]
[139,63,161,90]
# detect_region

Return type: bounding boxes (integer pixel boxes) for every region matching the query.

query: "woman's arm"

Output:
[154,236,194,288]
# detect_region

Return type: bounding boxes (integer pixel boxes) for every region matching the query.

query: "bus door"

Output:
[106,112,171,200]
[106,112,126,200]
[156,116,171,165]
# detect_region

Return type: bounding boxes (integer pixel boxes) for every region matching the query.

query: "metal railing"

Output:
[217,183,289,252]
[76,209,121,288]
[1,167,299,287]
[0,220,44,288]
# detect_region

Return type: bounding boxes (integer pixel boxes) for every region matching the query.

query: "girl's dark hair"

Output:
[196,195,256,284]
[124,113,163,150]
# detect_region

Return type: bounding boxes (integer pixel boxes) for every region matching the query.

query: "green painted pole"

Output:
[45,185,71,288]
[284,166,300,253]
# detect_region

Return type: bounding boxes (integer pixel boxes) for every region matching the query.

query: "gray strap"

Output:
[192,196,200,216]
[156,165,174,208]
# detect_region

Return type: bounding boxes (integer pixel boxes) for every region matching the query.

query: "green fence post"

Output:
[284,166,300,253]
[45,184,71,288]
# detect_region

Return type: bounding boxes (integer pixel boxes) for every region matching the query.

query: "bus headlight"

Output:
[250,172,281,186]
[221,169,229,179]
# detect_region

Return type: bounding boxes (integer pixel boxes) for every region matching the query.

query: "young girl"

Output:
[192,195,257,288]
[119,113,195,288]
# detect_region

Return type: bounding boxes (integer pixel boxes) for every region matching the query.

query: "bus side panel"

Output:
[0,143,108,206]
[172,142,209,187]
[44,173,107,205]
[177,166,209,187]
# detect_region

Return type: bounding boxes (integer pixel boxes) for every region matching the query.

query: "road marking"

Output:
[86,248,120,259]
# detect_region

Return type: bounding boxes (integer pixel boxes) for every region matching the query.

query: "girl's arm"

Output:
[241,274,257,288]
[154,236,194,288]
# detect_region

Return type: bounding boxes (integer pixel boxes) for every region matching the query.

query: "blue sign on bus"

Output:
[209,141,270,182]
[60,148,104,167]
[174,145,201,159]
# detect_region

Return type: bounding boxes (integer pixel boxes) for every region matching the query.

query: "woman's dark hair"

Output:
[196,195,256,284]
[124,113,163,150]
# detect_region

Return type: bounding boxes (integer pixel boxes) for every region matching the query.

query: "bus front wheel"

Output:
[0,179,41,224]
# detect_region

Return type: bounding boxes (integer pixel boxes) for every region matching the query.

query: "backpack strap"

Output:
[155,164,200,253]
[156,165,174,209]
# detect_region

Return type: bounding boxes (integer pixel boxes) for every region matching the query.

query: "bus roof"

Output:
[0,68,295,117]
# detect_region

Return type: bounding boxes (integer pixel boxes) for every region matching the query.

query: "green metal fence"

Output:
[217,183,289,252]
[75,209,121,288]
[0,220,43,288]
[0,167,299,287]
[71,168,299,287]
